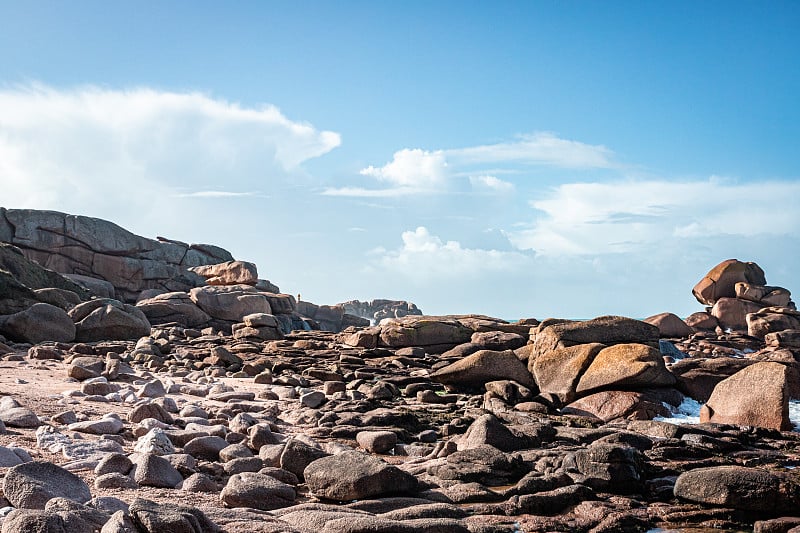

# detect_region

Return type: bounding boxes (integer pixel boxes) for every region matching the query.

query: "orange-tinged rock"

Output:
[575,343,675,395]
[692,259,766,306]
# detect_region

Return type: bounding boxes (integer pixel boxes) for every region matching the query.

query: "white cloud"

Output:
[508,178,800,256]
[0,83,340,221]
[340,132,613,197]
[175,190,258,198]
[448,132,614,168]
[359,148,448,188]
[372,226,531,279]
[469,175,515,192]
[321,186,422,197]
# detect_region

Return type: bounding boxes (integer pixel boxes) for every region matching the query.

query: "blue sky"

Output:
[1,1,798,319]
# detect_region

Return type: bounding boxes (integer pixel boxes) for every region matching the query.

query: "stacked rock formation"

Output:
[689,258,796,335]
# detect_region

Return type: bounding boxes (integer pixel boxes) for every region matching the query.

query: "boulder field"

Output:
[0,212,799,532]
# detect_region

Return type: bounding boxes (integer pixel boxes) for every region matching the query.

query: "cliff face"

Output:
[0,208,232,302]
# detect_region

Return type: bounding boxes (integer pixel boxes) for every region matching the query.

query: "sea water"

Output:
[654,397,800,431]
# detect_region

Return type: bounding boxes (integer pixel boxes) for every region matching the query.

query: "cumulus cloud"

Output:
[371,226,531,278]
[0,83,340,221]
[508,178,800,256]
[360,148,448,188]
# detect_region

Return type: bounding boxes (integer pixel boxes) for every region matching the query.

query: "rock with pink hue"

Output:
[189,260,258,286]
[746,307,800,339]
[0,303,75,343]
[340,327,380,349]
[430,349,536,389]
[684,312,719,331]
[700,362,791,431]
[261,293,297,315]
[532,316,659,359]
[692,259,766,306]
[575,343,676,395]
[711,297,763,332]
[68,299,151,342]
[530,343,604,403]
[188,285,271,322]
[562,390,671,422]
[735,282,792,307]
[765,329,800,349]
[136,292,211,327]
[379,315,474,352]
[644,312,694,338]
[0,208,232,302]
[671,357,754,402]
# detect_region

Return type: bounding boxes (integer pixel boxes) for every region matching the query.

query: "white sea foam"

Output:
[790,400,800,431]
[652,397,702,425]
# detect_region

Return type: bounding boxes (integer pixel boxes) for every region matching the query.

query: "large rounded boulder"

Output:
[3,461,92,509]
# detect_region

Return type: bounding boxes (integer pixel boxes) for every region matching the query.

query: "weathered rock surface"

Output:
[128,498,219,533]
[3,461,92,509]
[304,451,418,501]
[644,312,694,338]
[135,292,211,327]
[575,343,676,394]
[189,260,259,286]
[700,362,792,430]
[220,472,296,510]
[430,349,535,389]
[0,242,89,312]
[69,299,151,341]
[379,315,473,351]
[693,259,767,305]
[530,343,604,403]
[1,208,232,302]
[189,285,271,322]
[674,466,800,513]
[711,297,763,332]
[0,302,76,343]
[532,316,659,358]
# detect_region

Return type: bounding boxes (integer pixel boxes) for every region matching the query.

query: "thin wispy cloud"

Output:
[328,132,614,197]
[447,133,614,168]
[175,191,260,198]
[321,186,424,197]
[508,178,800,256]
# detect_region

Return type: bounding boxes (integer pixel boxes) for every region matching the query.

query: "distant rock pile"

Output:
[341,299,422,324]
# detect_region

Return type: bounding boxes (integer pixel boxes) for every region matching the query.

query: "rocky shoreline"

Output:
[0,209,799,533]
